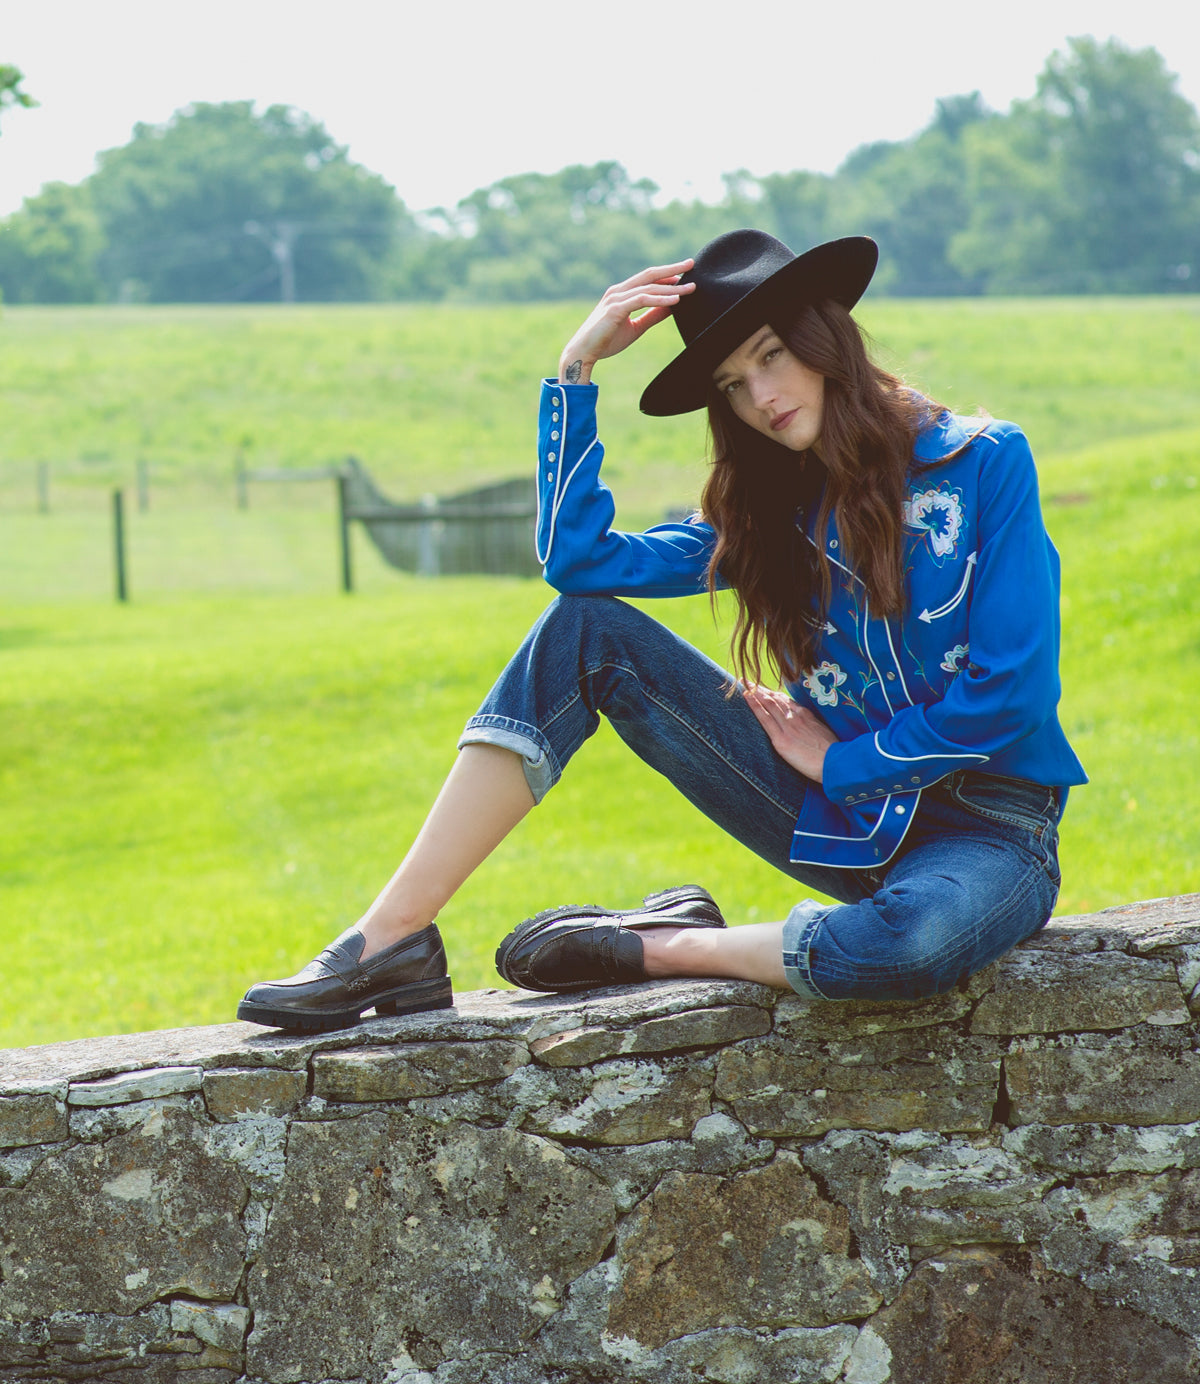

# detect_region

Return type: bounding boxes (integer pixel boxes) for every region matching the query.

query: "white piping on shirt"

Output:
[791,789,922,865]
[881,617,915,706]
[535,389,601,569]
[872,730,988,765]
[861,594,895,718]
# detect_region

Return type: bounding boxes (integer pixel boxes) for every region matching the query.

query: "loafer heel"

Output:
[374,976,454,1017]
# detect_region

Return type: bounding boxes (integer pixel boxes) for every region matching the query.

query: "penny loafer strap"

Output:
[596,923,620,980]
[603,922,646,982]
[317,942,372,993]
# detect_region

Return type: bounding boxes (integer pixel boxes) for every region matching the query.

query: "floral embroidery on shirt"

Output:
[940,643,970,674]
[903,484,965,563]
[803,660,848,707]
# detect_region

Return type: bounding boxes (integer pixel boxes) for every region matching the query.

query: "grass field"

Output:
[2,298,1198,1049]
[4,296,1200,523]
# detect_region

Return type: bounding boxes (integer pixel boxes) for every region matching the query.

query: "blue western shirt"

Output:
[534,379,1087,869]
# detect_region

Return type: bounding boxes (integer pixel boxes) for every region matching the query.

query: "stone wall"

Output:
[2,893,1199,1384]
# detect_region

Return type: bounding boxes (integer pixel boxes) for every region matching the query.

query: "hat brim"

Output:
[639,236,878,417]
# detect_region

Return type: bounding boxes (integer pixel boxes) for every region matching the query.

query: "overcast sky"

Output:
[3,0,1199,219]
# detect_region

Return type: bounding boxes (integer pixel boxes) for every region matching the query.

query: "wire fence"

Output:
[0,457,540,603]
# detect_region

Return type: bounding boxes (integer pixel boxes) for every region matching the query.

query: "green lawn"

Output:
[4,295,1200,525]
[1,298,1197,1048]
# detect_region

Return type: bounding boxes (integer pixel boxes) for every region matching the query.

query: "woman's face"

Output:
[712,326,825,452]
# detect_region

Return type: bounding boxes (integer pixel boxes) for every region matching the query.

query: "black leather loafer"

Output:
[495,885,726,993]
[237,923,453,1033]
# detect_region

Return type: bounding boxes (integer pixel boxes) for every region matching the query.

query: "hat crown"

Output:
[639,230,878,416]
[673,229,796,347]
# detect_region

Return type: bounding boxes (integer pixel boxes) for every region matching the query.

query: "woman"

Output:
[238,230,1086,1032]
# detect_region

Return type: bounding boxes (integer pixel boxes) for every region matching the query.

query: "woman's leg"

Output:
[241,592,819,1026]
[460,593,865,902]
[464,599,1061,999]
[632,775,1061,998]
[640,922,789,986]
[470,594,888,993]
[355,745,534,959]
[773,774,1063,1002]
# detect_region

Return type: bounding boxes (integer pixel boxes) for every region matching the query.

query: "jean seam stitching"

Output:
[544,656,801,821]
[946,780,1057,836]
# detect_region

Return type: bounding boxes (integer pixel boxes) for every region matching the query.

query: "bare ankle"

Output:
[358,911,435,960]
[639,926,713,979]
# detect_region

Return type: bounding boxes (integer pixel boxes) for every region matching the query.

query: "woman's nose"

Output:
[748,375,775,409]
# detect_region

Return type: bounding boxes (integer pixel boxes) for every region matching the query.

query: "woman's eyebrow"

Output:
[713,329,777,386]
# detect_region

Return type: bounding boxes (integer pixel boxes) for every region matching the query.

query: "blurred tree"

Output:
[5,44,1198,303]
[393,162,778,303]
[950,38,1200,292]
[0,64,37,132]
[0,181,104,302]
[89,102,412,301]
[456,163,660,299]
[824,93,993,294]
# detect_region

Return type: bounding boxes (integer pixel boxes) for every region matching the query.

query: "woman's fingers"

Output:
[742,686,835,784]
[743,687,791,739]
[558,258,695,381]
[608,259,694,295]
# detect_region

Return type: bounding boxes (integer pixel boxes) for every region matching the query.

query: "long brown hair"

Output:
[701,299,940,687]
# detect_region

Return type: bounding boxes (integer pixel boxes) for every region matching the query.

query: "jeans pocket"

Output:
[946,772,1059,835]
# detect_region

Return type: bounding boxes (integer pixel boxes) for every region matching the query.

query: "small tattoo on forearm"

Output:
[564,359,583,384]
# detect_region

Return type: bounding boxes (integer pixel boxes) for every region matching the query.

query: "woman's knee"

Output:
[806,888,982,1000]
[536,592,676,670]
[806,869,1051,1001]
[541,592,643,638]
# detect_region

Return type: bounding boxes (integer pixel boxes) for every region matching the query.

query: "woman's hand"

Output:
[558,259,695,384]
[743,685,837,785]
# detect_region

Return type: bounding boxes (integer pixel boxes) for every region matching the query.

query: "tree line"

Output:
[1,37,1197,305]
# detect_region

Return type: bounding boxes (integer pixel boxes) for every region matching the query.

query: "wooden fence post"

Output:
[337,472,354,593]
[113,488,128,602]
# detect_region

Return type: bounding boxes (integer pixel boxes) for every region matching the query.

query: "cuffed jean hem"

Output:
[780,900,834,1000]
[458,715,559,803]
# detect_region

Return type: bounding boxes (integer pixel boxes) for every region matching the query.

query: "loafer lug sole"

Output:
[237,975,453,1033]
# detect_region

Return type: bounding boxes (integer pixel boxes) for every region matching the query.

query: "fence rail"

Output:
[4,455,541,601]
[336,460,539,590]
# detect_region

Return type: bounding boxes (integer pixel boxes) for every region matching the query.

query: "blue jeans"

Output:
[460,595,1063,1002]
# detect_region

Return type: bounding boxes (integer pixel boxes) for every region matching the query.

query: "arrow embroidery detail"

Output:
[919,552,977,623]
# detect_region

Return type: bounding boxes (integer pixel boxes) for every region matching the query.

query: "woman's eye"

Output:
[724,380,741,395]
[764,348,781,363]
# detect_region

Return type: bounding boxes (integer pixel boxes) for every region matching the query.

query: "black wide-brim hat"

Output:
[639,230,878,417]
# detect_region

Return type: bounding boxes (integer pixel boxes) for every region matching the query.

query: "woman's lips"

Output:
[770,409,798,431]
